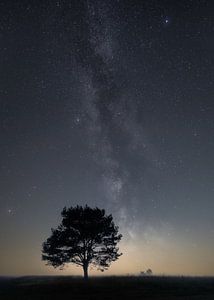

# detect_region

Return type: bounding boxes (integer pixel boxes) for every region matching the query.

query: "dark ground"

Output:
[0,276,214,300]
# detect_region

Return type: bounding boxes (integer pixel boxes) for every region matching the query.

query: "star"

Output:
[164,17,170,25]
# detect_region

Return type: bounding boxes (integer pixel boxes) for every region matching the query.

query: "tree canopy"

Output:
[42,205,122,279]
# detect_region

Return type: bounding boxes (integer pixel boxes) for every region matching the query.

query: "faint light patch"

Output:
[127,228,136,240]
[74,116,81,125]
[7,208,14,216]
[87,0,115,63]
[103,176,123,203]
[118,206,127,223]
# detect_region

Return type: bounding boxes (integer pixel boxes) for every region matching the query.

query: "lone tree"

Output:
[42,205,122,279]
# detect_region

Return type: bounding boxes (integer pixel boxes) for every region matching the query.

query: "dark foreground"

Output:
[0,276,214,300]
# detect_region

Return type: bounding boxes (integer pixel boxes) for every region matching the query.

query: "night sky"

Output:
[1,0,214,276]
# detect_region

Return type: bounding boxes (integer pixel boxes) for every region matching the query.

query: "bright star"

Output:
[164,17,170,25]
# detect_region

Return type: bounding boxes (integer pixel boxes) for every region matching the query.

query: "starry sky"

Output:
[0,0,214,276]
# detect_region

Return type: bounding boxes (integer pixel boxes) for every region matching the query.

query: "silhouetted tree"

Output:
[140,269,153,276]
[42,205,122,279]
[146,268,153,275]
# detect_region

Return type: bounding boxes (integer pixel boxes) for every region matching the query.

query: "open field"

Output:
[0,276,214,300]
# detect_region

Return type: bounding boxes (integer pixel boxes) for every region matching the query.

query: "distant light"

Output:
[8,209,13,215]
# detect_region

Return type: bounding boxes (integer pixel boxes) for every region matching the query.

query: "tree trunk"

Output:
[83,263,88,280]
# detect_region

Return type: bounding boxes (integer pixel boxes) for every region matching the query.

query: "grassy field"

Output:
[0,276,214,300]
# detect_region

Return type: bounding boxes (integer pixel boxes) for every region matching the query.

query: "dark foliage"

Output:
[42,206,122,279]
